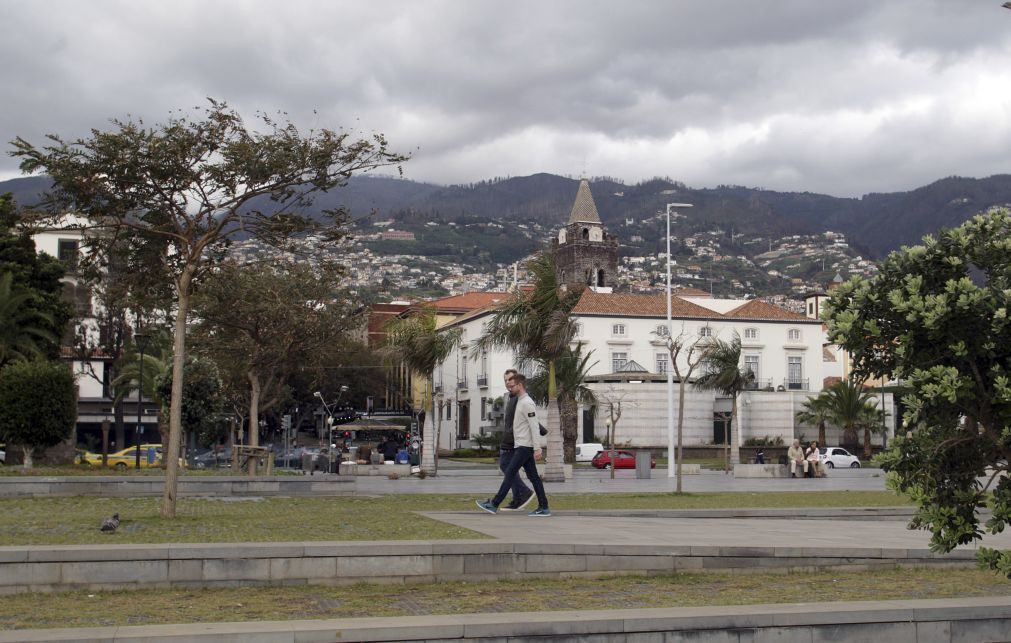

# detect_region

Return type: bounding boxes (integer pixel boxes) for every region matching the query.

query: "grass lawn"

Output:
[0,491,910,546]
[1,567,1008,631]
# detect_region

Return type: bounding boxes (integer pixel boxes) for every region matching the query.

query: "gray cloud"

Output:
[2,0,1010,197]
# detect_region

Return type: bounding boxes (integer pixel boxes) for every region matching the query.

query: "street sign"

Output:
[411,438,420,450]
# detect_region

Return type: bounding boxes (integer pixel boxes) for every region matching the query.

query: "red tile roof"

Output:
[724,299,810,322]
[572,291,723,319]
[419,291,509,314]
[573,291,815,323]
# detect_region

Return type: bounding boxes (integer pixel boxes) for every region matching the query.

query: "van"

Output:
[575,442,604,463]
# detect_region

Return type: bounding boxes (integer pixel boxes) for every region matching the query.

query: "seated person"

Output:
[805,441,824,477]
[382,438,399,462]
[787,439,808,478]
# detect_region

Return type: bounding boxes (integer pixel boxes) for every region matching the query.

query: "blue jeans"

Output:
[492,446,548,510]
[499,448,531,504]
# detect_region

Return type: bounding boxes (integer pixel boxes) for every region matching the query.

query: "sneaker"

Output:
[528,507,552,517]
[475,499,498,514]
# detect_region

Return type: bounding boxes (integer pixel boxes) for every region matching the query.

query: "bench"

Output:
[734,463,828,478]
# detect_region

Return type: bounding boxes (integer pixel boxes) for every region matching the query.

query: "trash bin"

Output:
[396,449,409,464]
[409,452,420,466]
[301,452,314,472]
[635,450,652,479]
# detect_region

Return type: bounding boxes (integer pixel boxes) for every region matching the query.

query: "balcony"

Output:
[782,378,809,391]
[433,384,443,394]
[743,378,773,391]
[457,381,468,391]
[477,375,488,388]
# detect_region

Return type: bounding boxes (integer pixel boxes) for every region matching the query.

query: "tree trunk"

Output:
[729,395,740,467]
[420,378,436,476]
[543,401,564,482]
[21,445,33,471]
[247,367,261,476]
[842,426,859,452]
[863,426,872,459]
[560,396,578,463]
[676,383,687,493]
[161,264,195,519]
[542,359,564,482]
[818,421,827,446]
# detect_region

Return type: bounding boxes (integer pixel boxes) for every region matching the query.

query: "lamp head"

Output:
[313,391,322,398]
[339,385,349,392]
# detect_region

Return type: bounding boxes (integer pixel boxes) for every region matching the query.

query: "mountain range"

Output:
[4,172,1011,261]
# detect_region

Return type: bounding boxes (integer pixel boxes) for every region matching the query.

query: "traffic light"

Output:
[281,415,292,431]
[342,430,351,439]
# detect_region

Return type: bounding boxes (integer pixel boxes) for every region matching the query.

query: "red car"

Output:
[591,449,656,470]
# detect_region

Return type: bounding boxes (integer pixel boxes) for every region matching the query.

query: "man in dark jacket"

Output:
[498,368,533,510]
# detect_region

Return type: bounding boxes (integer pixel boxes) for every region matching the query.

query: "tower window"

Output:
[582,228,589,240]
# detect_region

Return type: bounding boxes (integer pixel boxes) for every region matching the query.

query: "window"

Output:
[744,355,760,381]
[788,328,801,342]
[480,397,488,421]
[788,356,802,387]
[656,352,669,374]
[446,404,451,420]
[480,350,488,377]
[573,323,582,337]
[57,239,79,271]
[808,302,815,316]
[655,324,670,337]
[460,345,468,381]
[612,323,626,336]
[611,351,628,372]
[744,328,758,341]
[698,326,713,337]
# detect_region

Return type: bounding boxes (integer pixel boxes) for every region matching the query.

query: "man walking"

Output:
[498,368,534,511]
[477,373,551,517]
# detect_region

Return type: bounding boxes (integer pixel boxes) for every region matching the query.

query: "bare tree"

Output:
[597,386,634,481]
[665,327,707,493]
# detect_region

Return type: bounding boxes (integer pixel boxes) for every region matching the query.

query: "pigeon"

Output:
[100,513,120,533]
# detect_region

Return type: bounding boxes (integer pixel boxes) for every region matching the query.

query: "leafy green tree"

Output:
[795,392,832,446]
[381,306,461,474]
[826,207,1011,575]
[0,272,58,365]
[693,332,754,468]
[819,380,881,457]
[190,258,354,472]
[0,193,72,361]
[12,100,406,517]
[476,250,583,481]
[0,360,76,469]
[526,344,598,463]
[155,356,224,454]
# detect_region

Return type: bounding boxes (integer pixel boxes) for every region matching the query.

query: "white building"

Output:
[429,288,861,455]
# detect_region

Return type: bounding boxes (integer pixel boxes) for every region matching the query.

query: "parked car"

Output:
[819,447,861,469]
[591,449,655,470]
[191,448,232,469]
[82,444,171,469]
[0,445,5,464]
[575,443,604,463]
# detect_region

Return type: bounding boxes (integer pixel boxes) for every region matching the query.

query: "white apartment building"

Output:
[429,288,869,454]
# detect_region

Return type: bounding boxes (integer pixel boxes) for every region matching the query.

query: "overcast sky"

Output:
[3,0,1010,197]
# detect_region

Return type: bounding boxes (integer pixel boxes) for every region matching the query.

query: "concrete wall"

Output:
[4,598,1010,642]
[0,475,354,498]
[0,539,979,595]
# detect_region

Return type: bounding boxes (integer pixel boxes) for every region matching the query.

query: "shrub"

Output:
[0,360,76,468]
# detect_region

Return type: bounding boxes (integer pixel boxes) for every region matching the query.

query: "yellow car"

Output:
[82,444,171,470]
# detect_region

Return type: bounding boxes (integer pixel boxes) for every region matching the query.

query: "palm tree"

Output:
[526,344,598,463]
[476,250,583,481]
[795,393,832,446]
[0,272,57,366]
[381,306,461,475]
[821,379,880,456]
[693,332,754,468]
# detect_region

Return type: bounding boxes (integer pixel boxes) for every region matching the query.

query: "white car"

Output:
[820,447,860,469]
[575,443,604,463]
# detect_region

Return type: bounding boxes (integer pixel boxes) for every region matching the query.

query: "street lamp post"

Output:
[133,333,151,470]
[665,203,692,479]
[315,386,349,472]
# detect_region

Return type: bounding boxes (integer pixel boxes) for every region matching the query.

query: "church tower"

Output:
[552,179,618,291]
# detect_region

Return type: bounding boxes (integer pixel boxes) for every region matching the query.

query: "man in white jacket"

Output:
[476,373,551,516]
